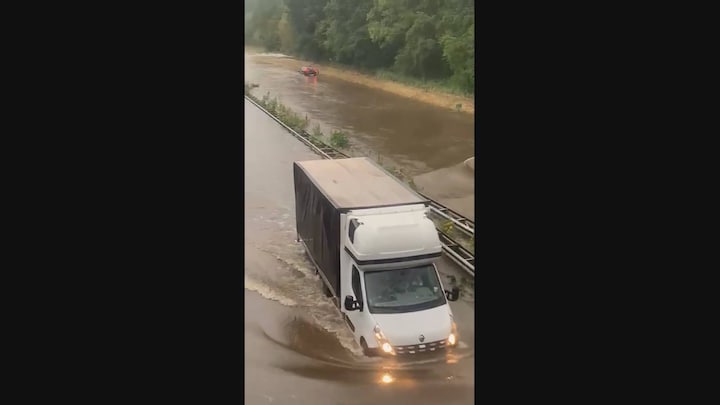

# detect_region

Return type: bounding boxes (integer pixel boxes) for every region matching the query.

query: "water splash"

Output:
[245,210,473,363]
[246,240,364,357]
[245,274,298,307]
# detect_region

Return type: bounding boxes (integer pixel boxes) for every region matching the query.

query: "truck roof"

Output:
[294,157,428,209]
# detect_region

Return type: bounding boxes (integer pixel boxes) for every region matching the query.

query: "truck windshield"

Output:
[363,265,446,314]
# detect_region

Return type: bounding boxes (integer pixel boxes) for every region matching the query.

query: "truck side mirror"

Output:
[344,295,359,311]
[445,287,460,302]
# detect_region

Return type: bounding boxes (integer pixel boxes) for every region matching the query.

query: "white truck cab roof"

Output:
[346,205,442,266]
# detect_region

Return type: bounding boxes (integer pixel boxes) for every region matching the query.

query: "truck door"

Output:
[340,256,365,342]
[340,214,367,344]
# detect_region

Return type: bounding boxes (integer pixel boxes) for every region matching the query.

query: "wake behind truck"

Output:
[293,157,460,357]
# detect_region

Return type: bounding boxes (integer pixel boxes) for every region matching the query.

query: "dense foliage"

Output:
[245,0,474,95]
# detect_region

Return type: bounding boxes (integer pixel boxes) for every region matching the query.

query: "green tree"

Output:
[434,0,474,91]
[284,0,328,60]
[366,0,415,50]
[367,0,452,79]
[440,22,474,93]
[318,0,391,68]
[277,6,295,53]
[245,0,283,50]
[393,12,449,79]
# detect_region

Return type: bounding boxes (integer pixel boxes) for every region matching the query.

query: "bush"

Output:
[330,130,349,148]
[442,220,454,234]
[254,90,309,132]
[267,97,279,114]
[261,92,270,105]
[312,124,324,139]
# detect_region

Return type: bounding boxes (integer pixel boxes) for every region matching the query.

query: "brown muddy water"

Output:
[244,50,475,218]
[245,100,475,404]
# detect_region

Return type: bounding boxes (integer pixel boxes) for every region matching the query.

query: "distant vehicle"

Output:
[300,66,319,77]
[293,157,460,357]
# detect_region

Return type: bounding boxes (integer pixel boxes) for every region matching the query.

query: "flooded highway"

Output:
[245,99,475,404]
[244,49,475,219]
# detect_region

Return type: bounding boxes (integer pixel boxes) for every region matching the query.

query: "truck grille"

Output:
[394,339,447,355]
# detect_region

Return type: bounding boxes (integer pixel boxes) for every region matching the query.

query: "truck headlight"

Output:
[374,325,395,355]
[447,321,458,346]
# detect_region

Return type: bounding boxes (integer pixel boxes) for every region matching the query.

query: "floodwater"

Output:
[414,158,475,221]
[244,50,475,218]
[244,99,475,404]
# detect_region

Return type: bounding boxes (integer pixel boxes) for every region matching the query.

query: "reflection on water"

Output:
[274,361,465,388]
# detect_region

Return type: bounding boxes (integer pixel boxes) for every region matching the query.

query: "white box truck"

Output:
[293,157,460,357]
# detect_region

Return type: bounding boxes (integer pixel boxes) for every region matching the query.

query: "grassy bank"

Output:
[245,46,474,115]
[374,69,468,97]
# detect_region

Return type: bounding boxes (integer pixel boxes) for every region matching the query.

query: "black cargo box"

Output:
[293,158,428,300]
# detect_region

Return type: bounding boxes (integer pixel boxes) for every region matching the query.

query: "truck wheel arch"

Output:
[360,337,375,357]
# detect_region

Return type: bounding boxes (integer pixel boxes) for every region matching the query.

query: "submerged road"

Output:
[244,99,475,404]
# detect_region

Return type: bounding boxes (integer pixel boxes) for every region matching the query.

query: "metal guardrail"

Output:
[438,233,475,274]
[245,94,475,276]
[296,129,350,159]
[422,195,474,237]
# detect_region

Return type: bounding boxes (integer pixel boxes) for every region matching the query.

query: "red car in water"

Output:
[300,66,319,77]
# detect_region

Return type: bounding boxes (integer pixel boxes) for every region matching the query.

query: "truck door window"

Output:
[351,266,363,305]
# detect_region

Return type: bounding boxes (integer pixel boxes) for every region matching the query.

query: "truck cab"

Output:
[339,205,459,356]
